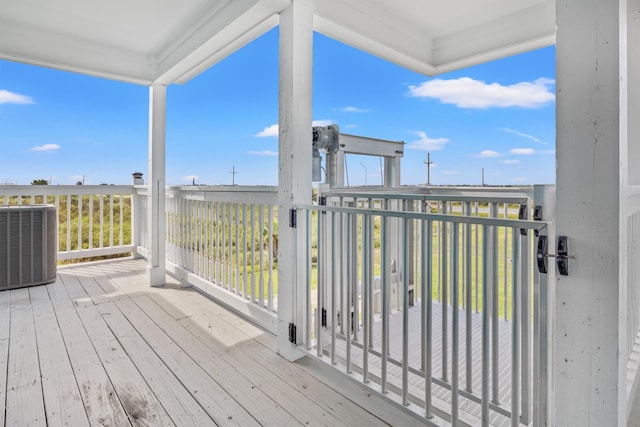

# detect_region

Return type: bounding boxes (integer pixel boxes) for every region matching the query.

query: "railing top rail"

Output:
[325,191,529,204]
[165,185,278,205]
[166,185,277,193]
[298,203,548,230]
[0,185,134,196]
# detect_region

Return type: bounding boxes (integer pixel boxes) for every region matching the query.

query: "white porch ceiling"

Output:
[0,0,555,85]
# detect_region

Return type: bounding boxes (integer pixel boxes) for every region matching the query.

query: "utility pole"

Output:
[229,165,238,186]
[360,162,367,186]
[424,152,434,186]
[481,168,485,186]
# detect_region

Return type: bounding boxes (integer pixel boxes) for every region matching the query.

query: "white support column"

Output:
[146,84,167,287]
[384,157,401,188]
[277,1,313,360]
[326,151,345,188]
[555,1,628,424]
[627,0,640,186]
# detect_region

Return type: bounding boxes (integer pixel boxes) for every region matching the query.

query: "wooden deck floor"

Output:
[0,258,421,426]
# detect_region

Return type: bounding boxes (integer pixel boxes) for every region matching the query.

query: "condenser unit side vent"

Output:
[0,205,57,290]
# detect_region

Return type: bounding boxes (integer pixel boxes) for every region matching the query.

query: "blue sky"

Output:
[0,28,555,186]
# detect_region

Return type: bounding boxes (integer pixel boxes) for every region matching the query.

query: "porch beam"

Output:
[276,1,313,360]
[555,1,628,424]
[146,84,167,287]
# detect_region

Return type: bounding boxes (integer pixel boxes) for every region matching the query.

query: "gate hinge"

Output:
[321,308,327,327]
[289,209,297,228]
[518,202,528,236]
[319,196,327,214]
[533,205,543,236]
[288,322,297,344]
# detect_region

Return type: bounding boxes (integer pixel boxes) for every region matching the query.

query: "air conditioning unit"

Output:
[0,205,57,290]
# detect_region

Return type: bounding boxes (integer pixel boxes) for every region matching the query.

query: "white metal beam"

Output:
[337,134,404,158]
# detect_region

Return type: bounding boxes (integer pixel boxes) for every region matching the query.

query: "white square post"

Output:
[555,1,632,424]
[276,1,313,361]
[146,83,167,287]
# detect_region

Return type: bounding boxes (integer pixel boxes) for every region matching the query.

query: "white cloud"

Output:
[344,124,358,129]
[255,124,279,138]
[248,150,278,156]
[312,119,334,127]
[408,131,449,151]
[0,89,34,105]
[512,177,527,182]
[443,170,459,175]
[503,127,546,144]
[500,159,521,164]
[342,106,370,113]
[255,120,334,137]
[182,175,199,182]
[510,148,536,155]
[31,144,60,152]
[477,150,501,158]
[407,77,555,109]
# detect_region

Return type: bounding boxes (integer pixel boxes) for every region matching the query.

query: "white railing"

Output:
[0,185,134,261]
[295,190,549,426]
[626,187,640,419]
[322,188,533,321]
[629,210,640,357]
[134,185,279,331]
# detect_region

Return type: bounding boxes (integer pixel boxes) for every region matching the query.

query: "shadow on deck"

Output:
[1,258,421,426]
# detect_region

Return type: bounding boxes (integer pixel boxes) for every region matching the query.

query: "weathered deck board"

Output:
[0,258,420,427]
[101,264,358,426]
[60,274,176,426]
[0,290,11,427]
[6,288,46,426]
[127,293,302,426]
[47,274,131,426]
[29,284,89,426]
[109,297,260,426]
[176,291,393,427]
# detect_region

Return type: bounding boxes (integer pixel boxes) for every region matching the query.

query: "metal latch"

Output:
[536,235,575,275]
[556,236,570,276]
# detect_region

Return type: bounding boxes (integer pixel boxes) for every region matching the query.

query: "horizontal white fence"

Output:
[134,186,280,331]
[295,193,548,426]
[0,185,134,261]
